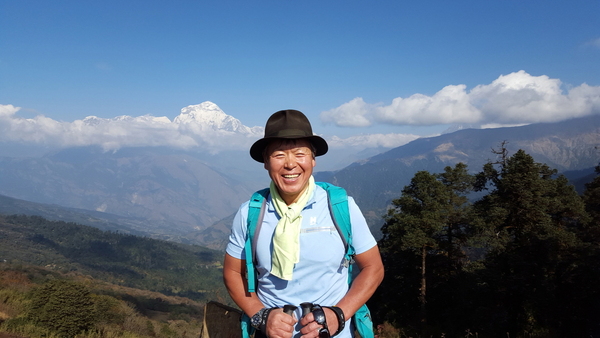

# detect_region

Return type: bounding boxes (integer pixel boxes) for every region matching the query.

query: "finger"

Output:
[267,320,295,338]
[272,310,298,325]
[299,327,321,338]
[299,311,314,326]
[270,325,295,338]
[299,320,323,335]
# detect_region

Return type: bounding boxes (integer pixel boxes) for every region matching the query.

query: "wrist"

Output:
[325,306,345,337]
[251,307,276,333]
[311,304,331,338]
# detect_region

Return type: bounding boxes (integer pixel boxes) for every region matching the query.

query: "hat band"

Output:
[268,129,311,138]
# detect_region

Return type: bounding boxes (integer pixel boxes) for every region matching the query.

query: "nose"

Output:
[283,153,297,169]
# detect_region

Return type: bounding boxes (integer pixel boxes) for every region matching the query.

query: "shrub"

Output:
[27,279,95,337]
[91,294,126,325]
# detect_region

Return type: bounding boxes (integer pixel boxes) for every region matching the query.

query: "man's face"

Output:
[264,139,316,205]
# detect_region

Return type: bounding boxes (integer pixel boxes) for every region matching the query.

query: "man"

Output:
[223,109,384,338]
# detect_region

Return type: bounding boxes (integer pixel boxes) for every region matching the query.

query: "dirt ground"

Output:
[0,333,26,338]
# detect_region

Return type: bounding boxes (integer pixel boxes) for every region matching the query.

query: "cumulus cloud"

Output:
[328,133,421,150]
[0,101,420,155]
[321,71,600,127]
[376,84,482,125]
[320,98,376,127]
[0,102,263,153]
[0,104,20,118]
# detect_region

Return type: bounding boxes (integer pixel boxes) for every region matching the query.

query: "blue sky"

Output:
[1,0,599,154]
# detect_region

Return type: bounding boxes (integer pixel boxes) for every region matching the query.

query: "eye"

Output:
[295,148,310,157]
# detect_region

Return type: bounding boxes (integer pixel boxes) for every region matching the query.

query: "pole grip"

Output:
[300,302,313,318]
[283,305,297,316]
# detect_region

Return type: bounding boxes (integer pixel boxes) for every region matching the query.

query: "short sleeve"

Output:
[225,201,250,260]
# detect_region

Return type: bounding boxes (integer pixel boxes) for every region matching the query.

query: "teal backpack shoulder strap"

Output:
[316,182,374,338]
[241,188,269,338]
[244,187,269,293]
[316,182,356,276]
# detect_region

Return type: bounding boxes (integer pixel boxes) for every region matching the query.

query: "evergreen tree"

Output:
[473,149,586,336]
[573,163,600,336]
[378,164,474,334]
[583,164,600,230]
[436,163,476,268]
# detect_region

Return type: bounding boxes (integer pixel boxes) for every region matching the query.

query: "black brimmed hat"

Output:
[250,109,328,163]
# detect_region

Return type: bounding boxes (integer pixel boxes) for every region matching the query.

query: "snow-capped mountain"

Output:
[33,102,265,153]
[174,101,263,135]
[78,101,262,136]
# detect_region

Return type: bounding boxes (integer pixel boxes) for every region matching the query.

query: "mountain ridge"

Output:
[0,146,256,238]
[0,113,598,249]
[315,114,600,231]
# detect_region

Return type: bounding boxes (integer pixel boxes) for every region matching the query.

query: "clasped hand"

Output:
[264,307,339,338]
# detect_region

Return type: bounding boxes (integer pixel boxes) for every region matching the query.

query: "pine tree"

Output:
[473,148,586,336]
[583,164,600,230]
[436,163,475,268]
[378,163,474,333]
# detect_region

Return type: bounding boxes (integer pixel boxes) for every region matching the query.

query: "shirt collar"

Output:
[267,185,320,212]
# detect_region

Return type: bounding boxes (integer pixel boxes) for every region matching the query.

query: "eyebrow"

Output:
[271,147,310,153]
[263,141,315,160]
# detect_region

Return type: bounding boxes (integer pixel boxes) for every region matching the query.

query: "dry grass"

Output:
[0,266,204,338]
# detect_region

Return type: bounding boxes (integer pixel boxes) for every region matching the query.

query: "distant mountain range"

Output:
[315,114,600,231]
[0,146,263,247]
[0,113,598,250]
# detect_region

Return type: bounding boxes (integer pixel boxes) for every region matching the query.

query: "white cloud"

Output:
[0,101,422,156]
[320,98,375,127]
[0,103,262,153]
[321,71,600,127]
[468,71,598,124]
[4,71,600,156]
[375,84,481,125]
[328,133,420,150]
[0,104,19,117]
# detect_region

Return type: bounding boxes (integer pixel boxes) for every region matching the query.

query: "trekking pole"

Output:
[283,305,297,316]
[300,302,313,318]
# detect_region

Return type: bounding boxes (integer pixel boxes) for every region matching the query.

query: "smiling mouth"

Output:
[283,174,301,179]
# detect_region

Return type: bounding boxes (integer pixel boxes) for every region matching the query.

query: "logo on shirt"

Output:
[310,217,317,225]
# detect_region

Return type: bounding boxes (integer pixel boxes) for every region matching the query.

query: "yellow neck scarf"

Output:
[269,176,315,281]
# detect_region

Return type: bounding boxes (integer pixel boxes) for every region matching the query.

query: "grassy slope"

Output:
[0,214,229,304]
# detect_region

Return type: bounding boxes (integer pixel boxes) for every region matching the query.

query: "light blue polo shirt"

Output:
[226,184,377,338]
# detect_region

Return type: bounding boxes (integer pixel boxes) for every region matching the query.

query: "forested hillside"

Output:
[0,264,208,338]
[0,215,231,337]
[0,215,226,302]
[373,147,600,338]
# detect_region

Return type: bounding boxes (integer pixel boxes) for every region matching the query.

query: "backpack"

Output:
[240,182,374,338]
